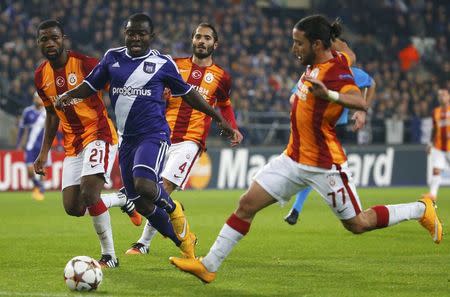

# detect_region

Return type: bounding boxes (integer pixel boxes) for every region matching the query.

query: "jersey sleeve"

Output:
[216,72,232,107]
[84,53,110,91]
[161,55,192,96]
[325,62,360,95]
[34,68,52,107]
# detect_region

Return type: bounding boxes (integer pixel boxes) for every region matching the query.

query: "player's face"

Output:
[292,29,315,66]
[438,89,450,106]
[37,27,65,61]
[124,21,153,57]
[192,26,217,59]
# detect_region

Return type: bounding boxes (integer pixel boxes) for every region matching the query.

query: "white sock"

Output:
[101,192,125,208]
[201,224,244,272]
[137,220,158,247]
[429,175,441,197]
[91,211,116,259]
[386,202,425,226]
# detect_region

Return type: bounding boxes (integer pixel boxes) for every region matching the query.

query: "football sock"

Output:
[100,192,125,208]
[88,199,116,259]
[145,206,181,246]
[429,174,441,197]
[371,202,425,228]
[153,183,176,213]
[137,220,158,247]
[202,213,250,272]
[292,187,312,213]
[32,176,44,193]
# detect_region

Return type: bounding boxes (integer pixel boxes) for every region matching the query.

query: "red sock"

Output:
[371,205,389,228]
[226,213,251,235]
[88,199,108,216]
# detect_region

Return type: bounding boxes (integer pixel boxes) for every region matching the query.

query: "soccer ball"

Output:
[63,256,103,291]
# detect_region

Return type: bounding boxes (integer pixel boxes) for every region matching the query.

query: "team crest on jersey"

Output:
[192,70,202,79]
[143,62,156,74]
[204,72,214,83]
[68,73,77,86]
[56,76,65,87]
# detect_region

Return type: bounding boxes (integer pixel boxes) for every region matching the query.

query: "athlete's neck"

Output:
[49,50,69,69]
[313,49,334,65]
[192,55,213,67]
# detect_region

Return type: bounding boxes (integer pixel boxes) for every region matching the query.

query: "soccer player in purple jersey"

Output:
[56,13,236,258]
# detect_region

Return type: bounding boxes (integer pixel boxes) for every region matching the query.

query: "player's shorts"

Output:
[61,140,117,190]
[119,137,169,201]
[253,153,362,220]
[161,141,201,190]
[430,147,450,170]
[24,148,52,166]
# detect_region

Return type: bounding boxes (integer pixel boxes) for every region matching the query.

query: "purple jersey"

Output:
[84,47,192,141]
[17,105,46,151]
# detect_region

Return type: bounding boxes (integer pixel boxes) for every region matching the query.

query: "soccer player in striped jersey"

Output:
[169,15,442,283]
[16,92,50,201]
[34,20,141,268]
[424,88,450,201]
[56,14,237,259]
[285,64,377,225]
[125,23,243,255]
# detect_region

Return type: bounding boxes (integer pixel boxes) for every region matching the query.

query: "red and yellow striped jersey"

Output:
[432,106,450,151]
[285,51,360,169]
[166,57,232,149]
[34,51,117,156]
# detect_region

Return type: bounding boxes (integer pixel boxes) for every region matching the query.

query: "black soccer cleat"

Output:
[284,209,299,225]
[98,254,119,268]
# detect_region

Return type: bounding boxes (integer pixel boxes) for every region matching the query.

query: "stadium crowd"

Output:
[0,0,448,145]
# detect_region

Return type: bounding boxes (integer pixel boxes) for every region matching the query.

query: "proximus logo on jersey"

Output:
[112,86,152,97]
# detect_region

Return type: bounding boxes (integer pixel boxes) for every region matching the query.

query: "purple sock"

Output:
[153,183,176,213]
[32,178,44,193]
[146,206,181,246]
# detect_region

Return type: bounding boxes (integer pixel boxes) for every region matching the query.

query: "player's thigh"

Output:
[253,153,307,206]
[80,140,118,186]
[133,138,169,182]
[307,164,363,220]
[161,141,201,190]
[236,181,278,218]
[431,148,446,170]
[62,154,83,190]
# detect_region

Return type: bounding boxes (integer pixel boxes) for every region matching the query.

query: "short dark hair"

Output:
[294,15,342,49]
[192,23,219,42]
[127,13,154,33]
[36,19,64,37]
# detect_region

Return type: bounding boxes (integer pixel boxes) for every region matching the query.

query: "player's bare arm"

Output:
[34,105,59,175]
[331,38,356,65]
[181,89,235,138]
[304,76,367,111]
[55,82,96,110]
[352,80,377,131]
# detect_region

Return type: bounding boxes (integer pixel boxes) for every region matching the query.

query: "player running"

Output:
[34,19,140,268]
[56,14,237,259]
[169,15,443,283]
[16,92,51,201]
[285,64,377,225]
[125,23,243,255]
[424,88,450,201]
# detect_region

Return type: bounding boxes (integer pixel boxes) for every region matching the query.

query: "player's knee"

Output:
[432,168,441,175]
[236,193,257,219]
[134,178,158,201]
[342,221,366,234]
[64,205,85,217]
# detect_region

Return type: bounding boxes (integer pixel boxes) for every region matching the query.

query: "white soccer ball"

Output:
[63,256,103,291]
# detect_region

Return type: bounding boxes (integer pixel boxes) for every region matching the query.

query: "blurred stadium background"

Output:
[1,1,450,296]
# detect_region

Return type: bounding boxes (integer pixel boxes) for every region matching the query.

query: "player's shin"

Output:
[87,199,116,259]
[202,213,250,272]
[144,206,181,246]
[153,183,176,213]
[429,174,441,198]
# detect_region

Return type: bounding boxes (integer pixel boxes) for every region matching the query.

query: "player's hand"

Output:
[230,129,244,147]
[352,111,366,131]
[34,153,47,176]
[304,76,328,99]
[216,118,234,139]
[55,93,73,110]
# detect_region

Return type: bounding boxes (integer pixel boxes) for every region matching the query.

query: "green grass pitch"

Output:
[0,187,449,297]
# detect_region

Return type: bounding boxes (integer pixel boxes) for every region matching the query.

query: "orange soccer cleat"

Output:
[169,256,216,283]
[418,197,443,244]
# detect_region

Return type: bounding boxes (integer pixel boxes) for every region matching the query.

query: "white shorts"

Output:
[253,153,362,220]
[430,147,450,170]
[161,141,201,190]
[61,140,117,190]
